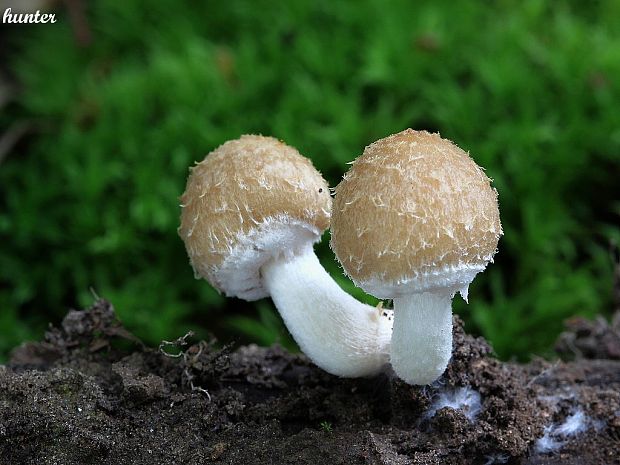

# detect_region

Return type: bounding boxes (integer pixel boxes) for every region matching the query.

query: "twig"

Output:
[159,331,212,402]
[159,331,195,358]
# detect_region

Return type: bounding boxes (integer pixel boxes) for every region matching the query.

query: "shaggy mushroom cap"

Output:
[331,129,501,299]
[179,135,331,300]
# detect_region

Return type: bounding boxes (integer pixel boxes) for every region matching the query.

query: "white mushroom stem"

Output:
[262,246,393,377]
[391,291,453,385]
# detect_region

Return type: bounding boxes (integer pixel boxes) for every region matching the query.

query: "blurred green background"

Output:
[1,0,619,362]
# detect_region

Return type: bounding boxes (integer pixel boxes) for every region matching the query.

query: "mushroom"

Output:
[330,129,502,385]
[178,135,393,377]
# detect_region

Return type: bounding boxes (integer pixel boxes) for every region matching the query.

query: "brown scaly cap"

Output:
[179,135,331,300]
[330,129,502,298]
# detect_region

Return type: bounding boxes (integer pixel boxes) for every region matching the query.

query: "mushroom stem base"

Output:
[391,292,453,385]
[262,247,392,377]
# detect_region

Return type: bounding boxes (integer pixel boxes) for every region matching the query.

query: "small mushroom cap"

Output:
[330,129,502,299]
[179,135,331,300]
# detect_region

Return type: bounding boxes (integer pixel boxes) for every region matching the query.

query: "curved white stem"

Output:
[391,291,453,385]
[262,247,392,377]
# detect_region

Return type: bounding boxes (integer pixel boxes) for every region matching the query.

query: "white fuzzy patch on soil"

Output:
[426,386,482,421]
[535,409,604,453]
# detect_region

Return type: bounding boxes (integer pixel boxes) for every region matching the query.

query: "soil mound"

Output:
[2,300,619,464]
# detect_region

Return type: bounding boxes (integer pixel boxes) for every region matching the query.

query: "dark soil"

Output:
[2,300,620,465]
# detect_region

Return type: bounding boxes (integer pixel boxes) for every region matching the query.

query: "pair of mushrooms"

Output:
[179,130,501,385]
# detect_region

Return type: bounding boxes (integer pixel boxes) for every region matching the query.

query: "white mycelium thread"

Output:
[535,409,588,453]
[534,406,606,454]
[262,246,393,377]
[425,386,482,422]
